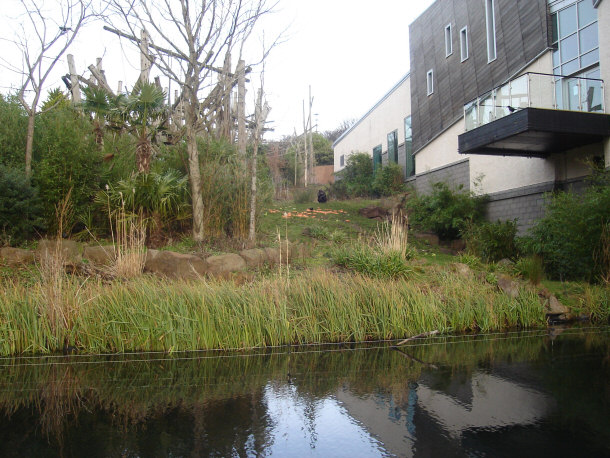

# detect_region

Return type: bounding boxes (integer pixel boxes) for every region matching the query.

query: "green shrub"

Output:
[407,182,488,240]
[331,152,373,198]
[372,163,405,196]
[464,219,518,263]
[527,170,610,281]
[0,94,28,168]
[514,256,544,285]
[332,243,413,279]
[33,107,101,231]
[0,164,44,244]
[293,187,316,204]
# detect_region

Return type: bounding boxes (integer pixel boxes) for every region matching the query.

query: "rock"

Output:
[83,245,116,266]
[547,295,570,315]
[239,248,267,268]
[263,247,281,264]
[497,274,520,299]
[37,239,82,265]
[0,247,35,266]
[206,253,246,274]
[412,232,440,246]
[144,249,208,279]
[450,239,466,252]
[452,263,473,278]
[497,258,514,269]
[379,193,409,219]
[358,206,387,220]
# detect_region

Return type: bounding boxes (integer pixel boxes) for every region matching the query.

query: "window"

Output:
[404,117,414,177]
[551,0,600,111]
[340,154,344,167]
[426,69,434,96]
[373,145,382,174]
[445,24,453,57]
[460,26,469,61]
[387,131,398,164]
[485,0,496,62]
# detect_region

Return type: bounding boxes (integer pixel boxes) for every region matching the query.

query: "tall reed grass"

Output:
[0,270,552,355]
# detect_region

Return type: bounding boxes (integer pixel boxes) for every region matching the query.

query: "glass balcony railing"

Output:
[463,71,605,131]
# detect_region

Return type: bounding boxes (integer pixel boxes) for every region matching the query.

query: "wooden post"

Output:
[249,89,270,242]
[140,29,151,83]
[308,85,314,184]
[117,80,123,94]
[302,100,308,187]
[66,54,81,104]
[237,59,247,157]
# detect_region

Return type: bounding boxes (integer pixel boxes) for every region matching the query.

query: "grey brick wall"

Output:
[414,159,470,195]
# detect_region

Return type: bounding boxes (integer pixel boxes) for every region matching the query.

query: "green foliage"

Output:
[527,172,610,281]
[41,88,71,111]
[293,187,316,204]
[332,243,413,279]
[372,163,405,196]
[0,164,44,244]
[407,182,488,240]
[312,132,333,165]
[0,94,28,168]
[331,152,373,198]
[464,219,518,263]
[198,137,273,239]
[514,256,544,285]
[33,107,101,231]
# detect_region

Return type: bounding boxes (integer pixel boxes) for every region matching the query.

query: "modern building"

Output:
[334,0,610,232]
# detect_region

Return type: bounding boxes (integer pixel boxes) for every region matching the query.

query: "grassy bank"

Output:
[0,269,554,355]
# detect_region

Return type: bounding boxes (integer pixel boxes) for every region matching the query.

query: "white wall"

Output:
[333,75,411,173]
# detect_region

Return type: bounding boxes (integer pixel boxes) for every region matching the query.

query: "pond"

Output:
[0,326,608,457]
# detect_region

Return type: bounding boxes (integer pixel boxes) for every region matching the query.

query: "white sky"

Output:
[0,0,435,140]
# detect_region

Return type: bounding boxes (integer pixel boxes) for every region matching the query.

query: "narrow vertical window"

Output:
[445,24,452,57]
[340,154,344,167]
[460,26,469,61]
[427,69,434,96]
[373,145,382,174]
[387,131,398,163]
[485,0,496,62]
[404,116,414,177]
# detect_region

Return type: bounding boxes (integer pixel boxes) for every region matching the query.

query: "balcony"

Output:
[458,72,610,158]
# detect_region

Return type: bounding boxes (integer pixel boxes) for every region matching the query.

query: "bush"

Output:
[331,243,413,279]
[0,94,28,168]
[372,163,405,196]
[293,187,316,204]
[514,256,544,285]
[34,107,101,232]
[0,164,44,244]
[407,182,488,240]
[331,152,373,198]
[464,219,518,263]
[527,171,610,281]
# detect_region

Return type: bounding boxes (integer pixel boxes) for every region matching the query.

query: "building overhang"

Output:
[458,108,610,158]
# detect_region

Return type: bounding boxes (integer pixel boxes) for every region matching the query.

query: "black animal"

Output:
[317,190,327,203]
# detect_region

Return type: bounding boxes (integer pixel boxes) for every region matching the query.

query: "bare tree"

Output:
[103,0,276,242]
[1,0,95,178]
[248,87,270,242]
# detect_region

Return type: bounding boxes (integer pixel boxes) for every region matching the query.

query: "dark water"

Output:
[0,327,608,457]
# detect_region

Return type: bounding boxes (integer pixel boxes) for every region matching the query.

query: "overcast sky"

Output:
[0,0,435,140]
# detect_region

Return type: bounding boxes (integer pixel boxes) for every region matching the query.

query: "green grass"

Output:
[0,268,555,356]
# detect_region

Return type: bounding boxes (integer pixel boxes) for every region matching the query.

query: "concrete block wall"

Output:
[414,159,470,195]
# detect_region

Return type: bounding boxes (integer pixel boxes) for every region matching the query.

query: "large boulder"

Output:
[497,274,520,299]
[0,247,35,266]
[358,206,387,220]
[206,253,246,274]
[379,193,409,218]
[37,239,82,265]
[239,248,267,268]
[83,245,116,266]
[144,249,208,279]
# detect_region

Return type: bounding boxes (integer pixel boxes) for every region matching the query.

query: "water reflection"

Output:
[0,328,608,457]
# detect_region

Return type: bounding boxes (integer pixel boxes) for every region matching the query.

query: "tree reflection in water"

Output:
[0,328,607,457]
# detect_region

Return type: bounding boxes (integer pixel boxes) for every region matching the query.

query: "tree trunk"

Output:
[187,126,205,242]
[25,111,35,179]
[248,144,258,242]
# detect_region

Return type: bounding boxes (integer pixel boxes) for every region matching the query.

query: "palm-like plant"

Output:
[121,82,167,174]
[82,86,110,147]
